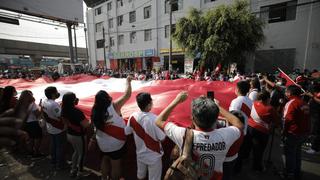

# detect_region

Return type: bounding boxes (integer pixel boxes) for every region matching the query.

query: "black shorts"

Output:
[101,143,127,160]
[25,121,43,139]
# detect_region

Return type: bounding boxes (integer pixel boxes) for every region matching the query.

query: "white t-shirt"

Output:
[26,102,39,123]
[164,122,241,179]
[96,104,127,153]
[229,96,253,135]
[126,111,166,164]
[248,89,259,101]
[42,99,63,134]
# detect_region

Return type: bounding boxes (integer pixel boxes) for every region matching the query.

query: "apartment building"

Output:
[249,0,320,72]
[86,0,320,73]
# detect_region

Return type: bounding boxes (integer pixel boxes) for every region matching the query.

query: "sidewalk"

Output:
[0,134,319,180]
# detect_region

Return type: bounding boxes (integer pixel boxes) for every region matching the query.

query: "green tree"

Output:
[173,0,265,71]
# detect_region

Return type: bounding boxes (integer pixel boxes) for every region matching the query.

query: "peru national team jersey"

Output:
[42,99,63,135]
[164,122,241,180]
[229,96,253,135]
[126,111,166,164]
[96,104,127,153]
[248,101,277,134]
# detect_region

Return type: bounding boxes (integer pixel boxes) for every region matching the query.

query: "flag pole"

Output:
[277,68,305,93]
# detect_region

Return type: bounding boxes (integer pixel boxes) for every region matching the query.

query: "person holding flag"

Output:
[282,85,310,180]
[91,76,132,180]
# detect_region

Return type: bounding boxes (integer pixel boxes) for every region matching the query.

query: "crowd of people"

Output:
[0,68,320,180]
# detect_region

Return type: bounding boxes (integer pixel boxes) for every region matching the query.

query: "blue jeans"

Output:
[284,134,305,178]
[50,131,67,167]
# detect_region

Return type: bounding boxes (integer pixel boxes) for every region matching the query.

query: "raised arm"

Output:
[263,76,275,87]
[113,76,132,114]
[155,91,188,129]
[217,102,243,130]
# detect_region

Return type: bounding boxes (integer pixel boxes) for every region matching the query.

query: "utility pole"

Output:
[169,0,173,72]
[303,2,313,70]
[103,27,107,67]
[84,24,89,67]
[73,25,78,63]
[106,10,111,69]
[67,22,74,63]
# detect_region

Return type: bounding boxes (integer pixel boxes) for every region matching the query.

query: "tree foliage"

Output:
[173,0,265,69]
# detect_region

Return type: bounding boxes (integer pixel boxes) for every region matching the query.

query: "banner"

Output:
[1,74,236,127]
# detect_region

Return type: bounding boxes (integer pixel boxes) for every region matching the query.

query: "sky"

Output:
[0,3,87,48]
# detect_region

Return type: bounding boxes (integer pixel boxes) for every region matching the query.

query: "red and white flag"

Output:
[278,68,297,86]
[0,74,237,126]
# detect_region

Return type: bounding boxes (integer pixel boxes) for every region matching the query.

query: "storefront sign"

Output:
[160,48,184,54]
[107,49,155,59]
[153,62,162,71]
[144,49,154,56]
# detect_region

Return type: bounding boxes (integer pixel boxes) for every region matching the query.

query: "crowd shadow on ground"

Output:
[1,130,320,180]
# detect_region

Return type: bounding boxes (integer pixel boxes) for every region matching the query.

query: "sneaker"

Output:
[305,148,318,154]
[77,170,91,178]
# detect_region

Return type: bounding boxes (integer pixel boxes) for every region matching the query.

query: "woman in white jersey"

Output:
[91,76,132,180]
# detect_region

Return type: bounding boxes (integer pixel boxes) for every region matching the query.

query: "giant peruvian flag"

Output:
[0,74,236,126]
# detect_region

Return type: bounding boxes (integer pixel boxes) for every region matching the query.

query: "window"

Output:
[165,24,176,38]
[117,0,123,7]
[144,6,151,19]
[107,2,112,11]
[129,11,136,23]
[204,0,216,3]
[130,31,136,44]
[144,29,152,41]
[108,18,113,28]
[165,0,183,14]
[117,15,123,26]
[118,35,124,45]
[260,0,297,23]
[110,37,115,47]
[95,7,102,16]
[96,39,104,48]
[95,22,103,32]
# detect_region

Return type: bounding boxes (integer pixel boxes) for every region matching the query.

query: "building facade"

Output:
[86,0,320,73]
[249,0,320,72]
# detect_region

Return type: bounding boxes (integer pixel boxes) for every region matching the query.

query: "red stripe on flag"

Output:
[278,71,296,86]
[129,116,161,153]
[102,124,126,141]
[241,103,251,118]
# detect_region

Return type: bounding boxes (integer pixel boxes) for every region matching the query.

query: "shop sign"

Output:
[153,62,162,71]
[144,49,154,56]
[107,49,154,59]
[160,48,184,54]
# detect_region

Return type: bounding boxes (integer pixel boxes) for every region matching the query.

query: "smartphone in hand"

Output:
[207,91,214,100]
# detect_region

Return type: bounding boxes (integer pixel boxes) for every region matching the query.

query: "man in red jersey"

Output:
[282,85,310,180]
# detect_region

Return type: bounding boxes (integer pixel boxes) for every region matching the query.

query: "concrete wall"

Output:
[250,0,320,71]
